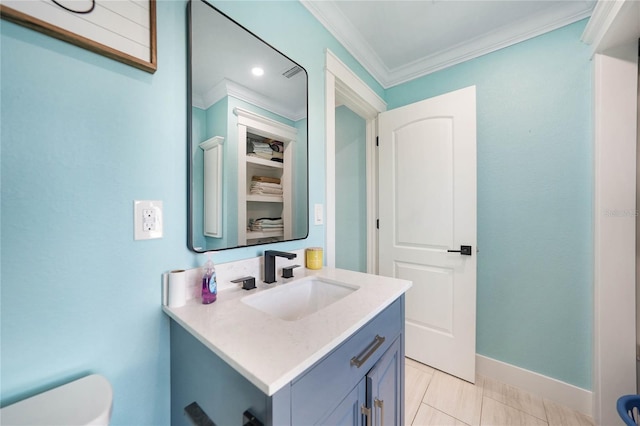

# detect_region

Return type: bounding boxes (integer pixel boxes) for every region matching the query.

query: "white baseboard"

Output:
[476,354,593,417]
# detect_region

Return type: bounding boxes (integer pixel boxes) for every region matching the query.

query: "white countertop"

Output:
[162,267,411,396]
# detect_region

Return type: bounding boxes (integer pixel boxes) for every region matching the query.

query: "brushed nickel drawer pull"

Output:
[350,335,386,368]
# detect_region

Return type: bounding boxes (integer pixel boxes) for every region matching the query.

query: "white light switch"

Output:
[134,200,163,240]
[314,204,323,225]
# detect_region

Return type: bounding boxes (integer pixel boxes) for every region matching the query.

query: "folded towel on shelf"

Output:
[248,140,285,162]
[252,176,281,184]
[255,224,283,229]
[248,217,284,232]
[248,141,272,160]
[251,182,281,189]
[253,218,283,225]
[250,181,283,196]
[251,141,272,153]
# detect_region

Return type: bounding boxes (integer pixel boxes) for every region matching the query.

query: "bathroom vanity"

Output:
[164,267,411,426]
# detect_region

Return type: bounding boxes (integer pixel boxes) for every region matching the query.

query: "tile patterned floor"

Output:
[405,358,595,426]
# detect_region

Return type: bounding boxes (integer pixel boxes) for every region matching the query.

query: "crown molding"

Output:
[195,79,306,122]
[199,135,224,151]
[234,107,298,142]
[582,0,625,46]
[302,1,594,89]
[301,0,390,85]
[582,0,639,55]
[192,93,207,110]
[385,4,594,87]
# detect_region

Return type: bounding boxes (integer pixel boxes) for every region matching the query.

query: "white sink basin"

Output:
[242,276,359,321]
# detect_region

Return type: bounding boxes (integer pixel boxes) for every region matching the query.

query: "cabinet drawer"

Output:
[291,297,402,425]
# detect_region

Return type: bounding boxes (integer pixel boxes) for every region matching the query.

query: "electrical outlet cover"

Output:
[134,200,163,240]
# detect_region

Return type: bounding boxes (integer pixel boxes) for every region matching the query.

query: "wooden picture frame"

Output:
[0,0,157,73]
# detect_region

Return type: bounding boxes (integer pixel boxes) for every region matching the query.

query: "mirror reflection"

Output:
[188,0,309,253]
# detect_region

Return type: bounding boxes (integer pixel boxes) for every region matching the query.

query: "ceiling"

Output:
[301,0,596,88]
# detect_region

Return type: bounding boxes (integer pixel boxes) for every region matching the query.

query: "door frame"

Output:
[324,49,386,271]
[582,2,639,424]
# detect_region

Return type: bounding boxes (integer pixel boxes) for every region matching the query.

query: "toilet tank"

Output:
[0,374,113,426]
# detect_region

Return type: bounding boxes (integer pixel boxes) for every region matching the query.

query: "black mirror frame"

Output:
[186,0,309,253]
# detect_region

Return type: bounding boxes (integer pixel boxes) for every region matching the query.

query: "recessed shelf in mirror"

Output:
[247,157,284,169]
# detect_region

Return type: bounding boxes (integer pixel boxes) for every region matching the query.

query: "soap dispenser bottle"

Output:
[201,257,217,304]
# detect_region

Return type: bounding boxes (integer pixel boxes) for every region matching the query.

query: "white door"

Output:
[378,86,477,383]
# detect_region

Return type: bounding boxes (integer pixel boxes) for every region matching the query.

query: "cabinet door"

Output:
[290,299,403,425]
[367,337,402,426]
[318,377,365,426]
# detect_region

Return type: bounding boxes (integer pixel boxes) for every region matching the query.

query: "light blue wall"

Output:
[1,3,190,424]
[0,0,381,423]
[386,20,593,389]
[335,106,367,273]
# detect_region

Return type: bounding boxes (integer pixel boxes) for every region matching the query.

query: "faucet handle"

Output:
[231,276,256,290]
[282,265,301,279]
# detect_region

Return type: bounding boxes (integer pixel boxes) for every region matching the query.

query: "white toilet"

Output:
[0,374,113,425]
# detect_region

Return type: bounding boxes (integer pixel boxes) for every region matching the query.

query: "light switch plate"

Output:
[134,200,163,240]
[314,203,323,225]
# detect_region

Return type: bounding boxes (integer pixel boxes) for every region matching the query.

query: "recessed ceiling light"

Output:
[251,67,264,76]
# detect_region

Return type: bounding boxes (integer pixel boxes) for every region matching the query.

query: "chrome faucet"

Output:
[264,250,297,284]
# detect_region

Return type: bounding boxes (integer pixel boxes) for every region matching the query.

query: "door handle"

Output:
[447,245,472,256]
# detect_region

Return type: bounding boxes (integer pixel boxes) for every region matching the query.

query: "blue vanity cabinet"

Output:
[169,295,404,426]
[367,337,403,426]
[290,297,404,425]
[317,337,402,426]
[318,378,366,425]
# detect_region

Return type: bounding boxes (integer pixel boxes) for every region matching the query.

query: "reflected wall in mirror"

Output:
[188,0,309,253]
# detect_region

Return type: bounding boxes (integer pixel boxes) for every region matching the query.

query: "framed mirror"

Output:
[187,0,308,253]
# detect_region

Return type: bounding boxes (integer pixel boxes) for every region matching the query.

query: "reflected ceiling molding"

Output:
[196,78,306,122]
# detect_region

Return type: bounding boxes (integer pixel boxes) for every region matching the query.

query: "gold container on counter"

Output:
[305,247,323,270]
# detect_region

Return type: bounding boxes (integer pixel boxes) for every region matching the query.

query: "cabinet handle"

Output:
[374,398,384,426]
[361,405,371,426]
[350,335,386,368]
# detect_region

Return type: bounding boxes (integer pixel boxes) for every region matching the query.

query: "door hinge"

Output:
[376,136,379,147]
[376,219,379,229]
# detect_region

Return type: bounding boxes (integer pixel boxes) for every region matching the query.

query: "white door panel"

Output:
[399,262,454,334]
[378,86,477,382]
[394,117,454,248]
